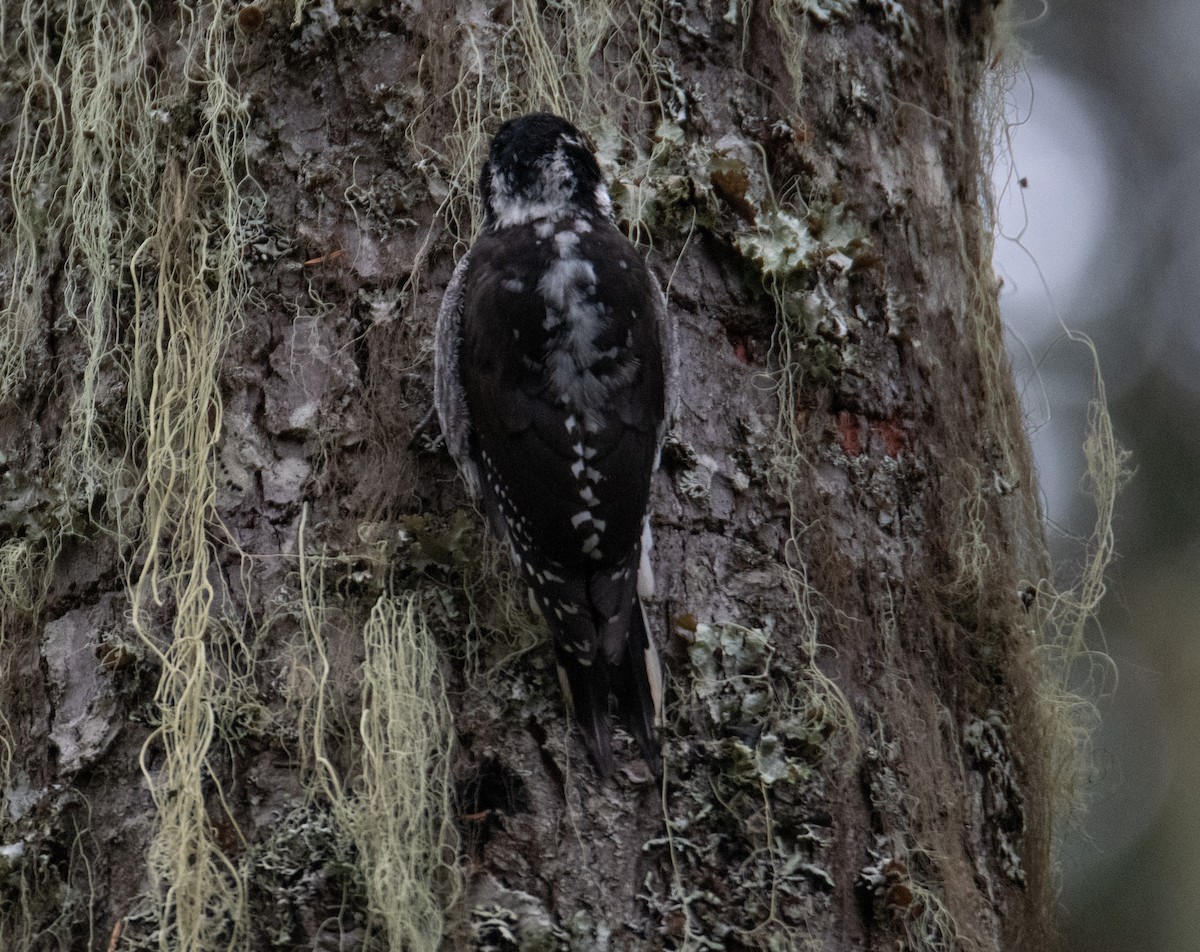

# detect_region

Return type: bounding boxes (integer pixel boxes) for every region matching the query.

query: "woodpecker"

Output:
[434,113,677,776]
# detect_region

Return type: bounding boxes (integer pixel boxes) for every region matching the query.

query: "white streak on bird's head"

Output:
[480,113,613,229]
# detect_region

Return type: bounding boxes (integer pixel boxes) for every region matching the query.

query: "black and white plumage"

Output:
[434,113,678,776]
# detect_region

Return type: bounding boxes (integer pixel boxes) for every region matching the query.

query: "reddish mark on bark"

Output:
[837,410,864,456]
[728,332,751,364]
[303,248,345,266]
[711,164,757,223]
[836,412,907,458]
[870,419,906,458]
[209,815,244,857]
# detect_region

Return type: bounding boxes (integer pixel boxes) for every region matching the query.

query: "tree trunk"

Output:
[1,1,1077,950]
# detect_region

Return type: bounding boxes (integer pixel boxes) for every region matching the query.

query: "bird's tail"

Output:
[555,596,663,777]
[555,646,615,776]
[612,595,663,776]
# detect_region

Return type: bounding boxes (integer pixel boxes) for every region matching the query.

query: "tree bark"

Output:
[1,1,1065,950]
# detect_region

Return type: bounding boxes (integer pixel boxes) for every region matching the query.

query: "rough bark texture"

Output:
[1,1,1062,950]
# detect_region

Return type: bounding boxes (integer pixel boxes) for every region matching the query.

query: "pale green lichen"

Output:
[241,801,367,949]
[734,202,868,280]
[648,619,839,945]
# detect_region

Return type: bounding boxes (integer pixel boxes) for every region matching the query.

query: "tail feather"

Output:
[555,647,615,776]
[611,596,663,776]
[553,598,663,777]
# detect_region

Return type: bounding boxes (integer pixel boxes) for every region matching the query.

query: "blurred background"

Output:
[991,2,1200,949]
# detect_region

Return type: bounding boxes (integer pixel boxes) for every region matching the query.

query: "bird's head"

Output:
[479,113,613,229]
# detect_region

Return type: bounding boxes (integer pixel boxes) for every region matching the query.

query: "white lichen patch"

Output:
[735,202,868,282]
[735,209,821,277]
[870,0,917,43]
[687,621,775,727]
[805,0,858,23]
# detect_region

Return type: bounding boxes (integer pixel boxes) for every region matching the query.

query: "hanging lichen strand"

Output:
[125,5,251,950]
[0,0,162,804]
[955,33,1124,903]
[350,594,461,950]
[278,511,462,951]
